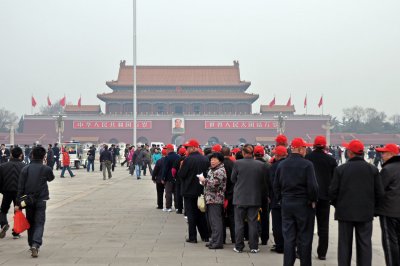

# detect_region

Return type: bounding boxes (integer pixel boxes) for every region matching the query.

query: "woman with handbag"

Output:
[198,152,227,249]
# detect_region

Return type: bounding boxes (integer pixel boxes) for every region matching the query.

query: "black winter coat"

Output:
[269,158,285,209]
[223,157,234,201]
[329,156,384,222]
[375,156,400,217]
[305,149,337,200]
[178,152,210,198]
[17,160,55,201]
[0,158,25,193]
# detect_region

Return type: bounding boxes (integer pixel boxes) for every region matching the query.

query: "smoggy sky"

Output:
[1,0,399,120]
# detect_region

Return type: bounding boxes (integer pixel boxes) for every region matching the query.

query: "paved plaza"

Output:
[0,164,386,265]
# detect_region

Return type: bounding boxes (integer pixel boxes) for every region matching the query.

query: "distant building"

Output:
[21,61,332,146]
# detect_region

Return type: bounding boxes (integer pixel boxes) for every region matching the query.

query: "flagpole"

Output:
[305,94,308,115]
[322,94,324,116]
[132,0,137,148]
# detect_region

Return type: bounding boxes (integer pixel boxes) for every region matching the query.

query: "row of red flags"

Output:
[268,95,323,108]
[31,96,81,108]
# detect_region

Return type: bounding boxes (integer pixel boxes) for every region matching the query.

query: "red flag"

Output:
[47,96,52,106]
[59,96,66,107]
[78,96,81,107]
[268,96,276,107]
[286,96,292,107]
[304,96,307,108]
[31,96,37,107]
[318,96,323,108]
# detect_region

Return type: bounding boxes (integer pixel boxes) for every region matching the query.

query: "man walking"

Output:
[0,144,10,164]
[16,146,55,257]
[100,144,112,180]
[46,144,54,168]
[86,145,96,172]
[0,147,25,239]
[329,139,384,266]
[60,148,75,178]
[374,143,400,266]
[231,144,269,253]
[274,138,319,266]
[52,143,60,170]
[305,136,337,260]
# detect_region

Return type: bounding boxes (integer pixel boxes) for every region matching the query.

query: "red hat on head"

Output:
[273,146,288,156]
[183,139,200,148]
[291,138,312,148]
[165,144,174,150]
[212,144,222,152]
[275,134,288,146]
[376,143,399,154]
[314,135,327,147]
[254,145,265,156]
[342,139,364,154]
[232,148,241,154]
[178,147,187,156]
[161,148,168,156]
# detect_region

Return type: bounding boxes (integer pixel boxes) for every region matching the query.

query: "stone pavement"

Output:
[0,164,386,265]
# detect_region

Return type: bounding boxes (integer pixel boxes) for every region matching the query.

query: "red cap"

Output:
[212,144,222,152]
[178,147,187,155]
[291,138,312,148]
[376,143,399,154]
[232,148,241,154]
[275,134,288,146]
[314,135,327,147]
[161,148,168,156]
[165,144,174,150]
[183,139,200,148]
[343,139,364,154]
[273,146,288,156]
[254,145,265,156]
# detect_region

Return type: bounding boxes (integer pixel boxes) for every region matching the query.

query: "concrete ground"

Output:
[0,164,386,266]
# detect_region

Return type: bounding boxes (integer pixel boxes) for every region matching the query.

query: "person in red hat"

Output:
[374,143,400,265]
[212,144,222,153]
[177,139,210,243]
[275,134,288,147]
[161,144,179,212]
[231,144,269,254]
[274,138,318,265]
[329,139,384,266]
[305,136,337,260]
[253,145,270,246]
[269,145,288,254]
[151,148,168,209]
[172,146,187,214]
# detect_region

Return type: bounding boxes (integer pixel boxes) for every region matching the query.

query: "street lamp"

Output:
[53,114,67,144]
[132,0,137,148]
[322,120,334,146]
[274,112,287,135]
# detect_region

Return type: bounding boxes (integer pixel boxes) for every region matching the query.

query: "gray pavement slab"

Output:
[0,164,386,265]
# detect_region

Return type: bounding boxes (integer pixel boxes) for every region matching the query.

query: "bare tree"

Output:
[39,102,64,115]
[0,108,18,132]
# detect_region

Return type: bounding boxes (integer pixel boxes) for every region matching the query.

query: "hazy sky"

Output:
[1,0,399,120]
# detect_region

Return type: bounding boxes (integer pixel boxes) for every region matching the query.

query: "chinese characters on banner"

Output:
[204,120,278,129]
[73,120,152,129]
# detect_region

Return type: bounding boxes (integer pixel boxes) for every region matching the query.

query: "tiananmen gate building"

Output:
[20,60,331,146]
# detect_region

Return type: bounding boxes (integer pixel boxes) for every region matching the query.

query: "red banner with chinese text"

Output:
[204,121,278,129]
[73,120,152,129]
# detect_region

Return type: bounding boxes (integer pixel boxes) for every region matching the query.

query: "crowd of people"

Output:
[147,136,400,266]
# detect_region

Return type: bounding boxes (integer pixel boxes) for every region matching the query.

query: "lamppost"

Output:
[132,0,137,148]
[53,114,67,144]
[322,120,334,146]
[274,112,287,135]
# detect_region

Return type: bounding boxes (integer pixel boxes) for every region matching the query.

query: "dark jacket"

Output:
[100,150,112,162]
[375,156,400,217]
[305,149,337,200]
[178,151,210,198]
[274,153,319,202]
[231,157,269,207]
[329,156,384,222]
[152,157,165,183]
[269,158,285,209]
[0,148,10,163]
[162,152,180,182]
[17,160,55,201]
[0,158,25,193]
[52,146,60,158]
[133,149,145,165]
[87,147,96,160]
[46,148,54,163]
[223,157,235,201]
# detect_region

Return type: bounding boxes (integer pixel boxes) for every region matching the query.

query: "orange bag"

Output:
[13,210,30,234]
